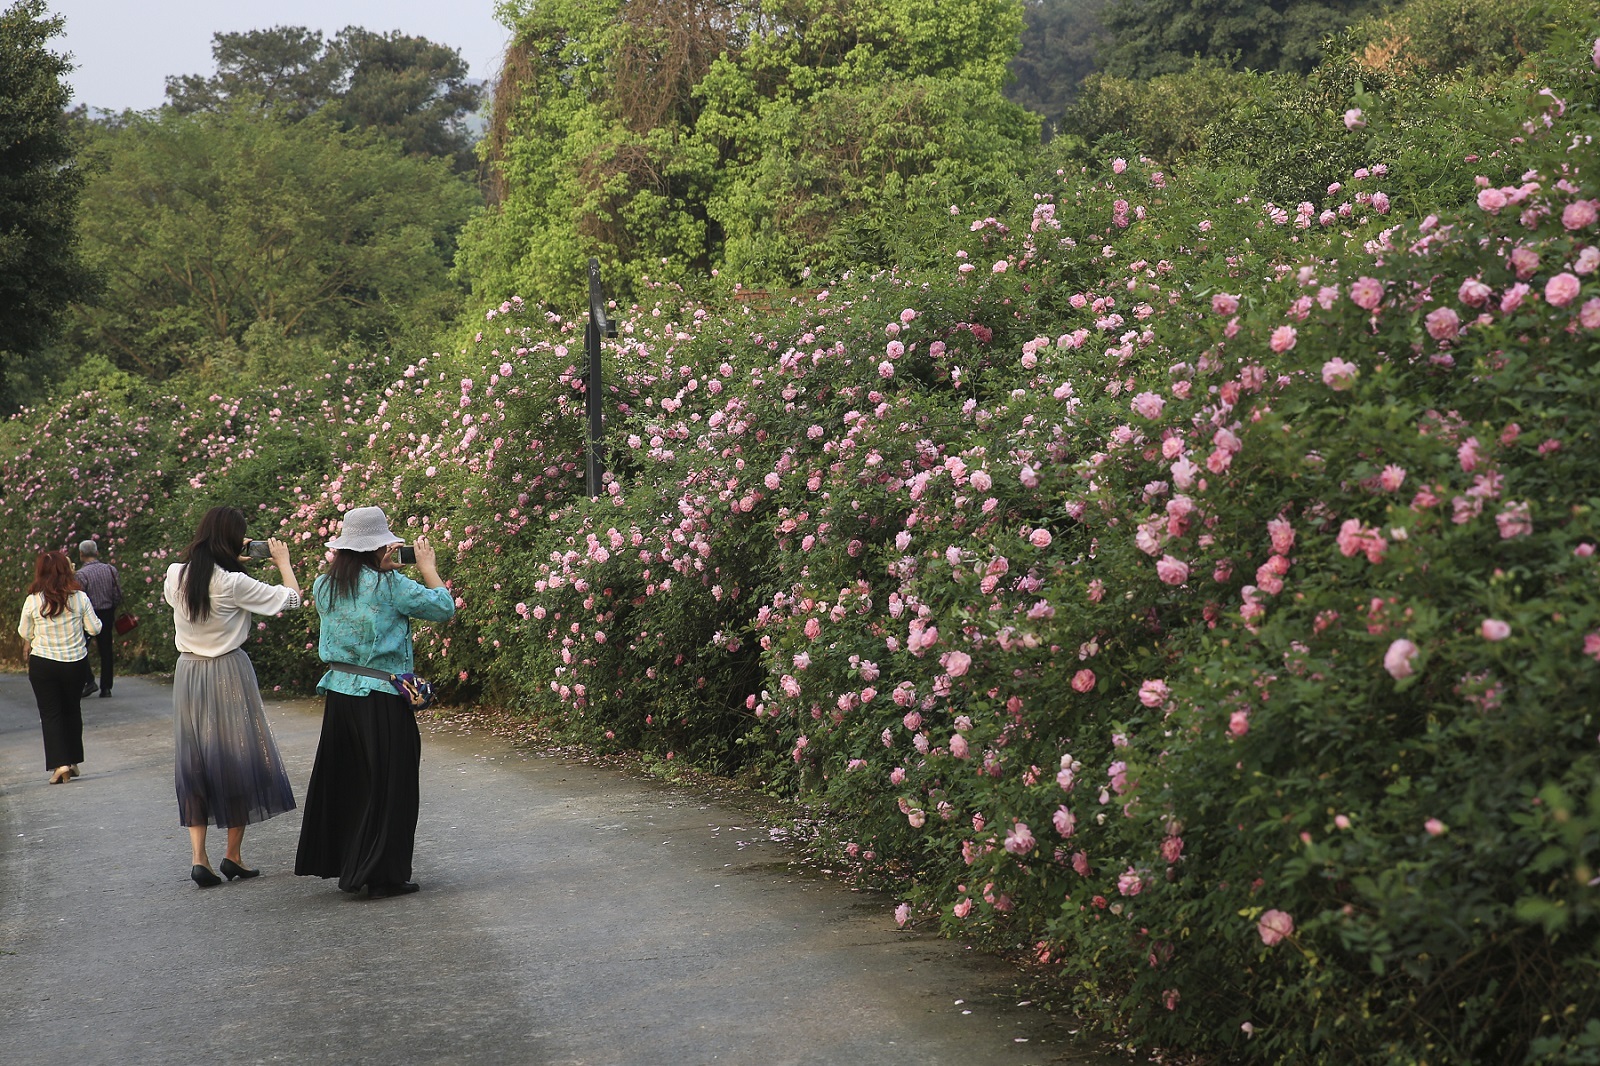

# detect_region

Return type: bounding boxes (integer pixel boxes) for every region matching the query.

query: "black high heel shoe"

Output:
[191,864,221,888]
[219,857,259,880]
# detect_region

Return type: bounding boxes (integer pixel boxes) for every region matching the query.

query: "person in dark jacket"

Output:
[75,539,122,698]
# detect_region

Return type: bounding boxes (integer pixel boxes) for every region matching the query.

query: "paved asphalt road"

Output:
[0,673,1125,1065]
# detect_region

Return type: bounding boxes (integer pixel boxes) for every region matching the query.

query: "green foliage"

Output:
[1339,0,1594,79]
[65,105,479,378]
[165,25,485,172]
[465,0,1037,306]
[0,0,95,401]
[1101,0,1382,78]
[1065,61,1259,161]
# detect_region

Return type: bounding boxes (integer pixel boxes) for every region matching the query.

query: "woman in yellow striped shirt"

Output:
[17,551,101,784]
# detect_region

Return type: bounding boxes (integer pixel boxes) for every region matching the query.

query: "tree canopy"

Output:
[66,106,479,378]
[1006,0,1111,129]
[1101,0,1381,77]
[463,0,1037,306]
[0,0,94,388]
[166,25,484,172]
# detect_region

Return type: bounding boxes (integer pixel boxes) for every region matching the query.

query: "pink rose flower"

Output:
[1004,822,1036,856]
[1343,108,1365,129]
[1322,357,1359,390]
[1384,638,1419,679]
[1510,246,1541,280]
[1117,867,1145,896]
[1348,276,1385,310]
[1424,818,1446,837]
[1071,668,1096,693]
[942,650,972,677]
[1131,391,1165,419]
[1268,517,1295,554]
[1425,306,1460,341]
[1480,618,1511,642]
[950,734,970,759]
[1269,325,1297,353]
[1496,501,1532,539]
[1380,465,1406,492]
[1478,187,1508,213]
[1546,272,1582,308]
[1258,909,1294,946]
[1581,298,1600,329]
[1139,679,1170,707]
[1228,710,1250,736]
[1458,277,1492,307]
[1563,200,1598,231]
[1030,528,1053,548]
[1053,806,1077,837]
[1212,293,1240,315]
[1156,555,1189,585]
[895,903,911,927]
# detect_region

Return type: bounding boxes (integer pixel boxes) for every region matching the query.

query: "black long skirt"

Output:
[293,689,421,892]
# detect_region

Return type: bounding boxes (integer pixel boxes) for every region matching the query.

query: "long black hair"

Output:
[178,506,247,621]
[319,547,390,609]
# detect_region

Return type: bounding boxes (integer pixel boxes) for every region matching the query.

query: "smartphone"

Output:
[394,545,417,565]
[245,540,273,559]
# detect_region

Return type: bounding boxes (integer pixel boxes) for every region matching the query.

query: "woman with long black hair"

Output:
[295,505,454,899]
[164,505,302,888]
[17,551,101,784]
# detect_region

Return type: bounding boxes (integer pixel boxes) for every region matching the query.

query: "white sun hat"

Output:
[326,506,402,552]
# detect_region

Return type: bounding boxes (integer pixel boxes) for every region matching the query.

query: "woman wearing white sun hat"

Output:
[294,505,454,899]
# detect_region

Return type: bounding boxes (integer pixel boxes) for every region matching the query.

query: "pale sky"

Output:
[45,0,514,113]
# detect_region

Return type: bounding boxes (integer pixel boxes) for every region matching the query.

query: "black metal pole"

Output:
[585,258,611,499]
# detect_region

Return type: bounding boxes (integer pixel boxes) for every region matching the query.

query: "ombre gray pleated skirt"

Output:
[173,648,296,828]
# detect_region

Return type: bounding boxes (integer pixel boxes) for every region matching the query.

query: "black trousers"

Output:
[83,608,116,693]
[30,654,88,769]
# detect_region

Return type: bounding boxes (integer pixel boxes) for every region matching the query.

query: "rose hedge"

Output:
[4,36,1600,1065]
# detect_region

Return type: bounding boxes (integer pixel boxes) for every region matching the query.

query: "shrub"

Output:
[3,28,1598,1066]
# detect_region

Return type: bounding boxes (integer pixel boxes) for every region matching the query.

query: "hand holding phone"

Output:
[245,540,273,559]
[394,545,417,565]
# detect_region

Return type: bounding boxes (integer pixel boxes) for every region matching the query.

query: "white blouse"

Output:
[163,563,301,657]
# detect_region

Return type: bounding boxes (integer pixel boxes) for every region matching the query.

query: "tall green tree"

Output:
[166,26,483,172]
[464,0,1036,306]
[0,0,94,388]
[67,106,479,378]
[1006,0,1111,129]
[1101,0,1380,77]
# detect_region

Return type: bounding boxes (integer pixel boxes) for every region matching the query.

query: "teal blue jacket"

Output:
[313,568,455,696]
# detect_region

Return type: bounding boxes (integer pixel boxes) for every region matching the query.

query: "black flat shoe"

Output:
[367,881,419,899]
[81,682,97,698]
[191,864,221,888]
[219,857,259,880]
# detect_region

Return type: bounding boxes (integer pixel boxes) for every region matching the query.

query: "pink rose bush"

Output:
[2,31,1598,1066]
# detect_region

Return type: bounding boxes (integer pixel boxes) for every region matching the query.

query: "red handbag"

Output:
[114,613,138,635]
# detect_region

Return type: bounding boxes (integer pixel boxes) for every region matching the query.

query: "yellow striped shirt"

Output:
[18,591,100,662]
